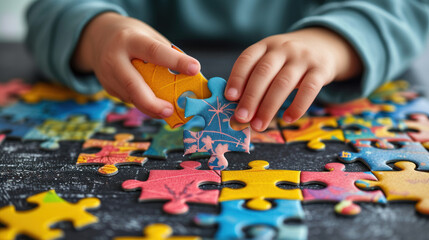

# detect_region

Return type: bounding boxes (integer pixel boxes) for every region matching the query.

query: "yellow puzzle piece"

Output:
[219,160,303,210]
[356,161,429,215]
[21,82,105,104]
[132,45,210,128]
[280,116,345,150]
[0,189,100,240]
[114,223,201,240]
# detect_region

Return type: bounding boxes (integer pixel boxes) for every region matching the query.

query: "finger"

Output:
[129,35,200,76]
[251,62,307,131]
[225,43,267,101]
[282,69,326,122]
[234,51,286,123]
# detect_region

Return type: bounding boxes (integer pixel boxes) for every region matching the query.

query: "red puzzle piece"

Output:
[0,78,31,106]
[405,114,429,147]
[122,161,220,215]
[301,163,386,215]
[106,107,151,128]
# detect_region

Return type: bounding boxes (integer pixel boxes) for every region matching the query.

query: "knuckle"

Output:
[242,90,259,104]
[254,62,272,76]
[272,76,292,89]
[301,80,320,96]
[114,28,133,43]
[146,41,162,59]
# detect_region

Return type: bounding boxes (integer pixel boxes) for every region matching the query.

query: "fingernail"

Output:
[187,63,198,75]
[161,108,173,118]
[226,88,238,98]
[235,108,248,120]
[283,115,293,123]
[251,118,263,131]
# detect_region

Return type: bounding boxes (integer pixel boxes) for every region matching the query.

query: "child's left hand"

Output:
[224,28,362,131]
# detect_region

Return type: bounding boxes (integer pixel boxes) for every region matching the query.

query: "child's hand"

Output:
[225,28,362,131]
[72,13,200,118]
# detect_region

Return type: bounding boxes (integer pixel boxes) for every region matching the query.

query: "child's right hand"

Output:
[72,12,201,118]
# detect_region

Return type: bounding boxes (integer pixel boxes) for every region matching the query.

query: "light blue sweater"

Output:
[26,0,429,103]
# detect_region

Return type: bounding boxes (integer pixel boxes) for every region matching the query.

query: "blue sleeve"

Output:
[25,0,129,94]
[291,0,429,103]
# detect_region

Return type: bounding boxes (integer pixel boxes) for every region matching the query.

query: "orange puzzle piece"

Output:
[132,45,210,128]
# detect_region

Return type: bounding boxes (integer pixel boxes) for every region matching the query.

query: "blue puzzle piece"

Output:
[381,97,429,120]
[339,140,429,171]
[249,224,308,240]
[183,77,250,170]
[0,101,51,122]
[194,200,304,240]
[0,117,42,139]
[50,99,114,121]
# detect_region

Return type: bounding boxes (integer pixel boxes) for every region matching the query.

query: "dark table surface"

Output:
[0,42,429,240]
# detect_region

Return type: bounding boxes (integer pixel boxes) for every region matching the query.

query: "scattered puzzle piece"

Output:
[301,162,386,215]
[132,45,210,127]
[404,114,429,147]
[107,107,151,127]
[49,99,114,121]
[280,116,344,150]
[114,223,201,240]
[194,200,304,240]
[77,133,150,176]
[142,124,185,159]
[0,117,42,139]
[122,161,220,215]
[219,160,302,210]
[369,80,410,103]
[323,98,393,118]
[339,140,429,171]
[183,77,250,170]
[382,97,429,120]
[0,78,31,106]
[249,224,308,240]
[0,101,51,122]
[230,119,284,144]
[356,161,429,215]
[0,189,100,240]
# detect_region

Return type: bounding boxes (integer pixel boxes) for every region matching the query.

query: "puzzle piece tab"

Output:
[301,162,386,215]
[132,45,210,127]
[339,140,429,171]
[0,189,100,240]
[219,160,302,210]
[77,133,150,176]
[0,78,30,106]
[114,223,201,240]
[194,200,304,240]
[122,161,220,215]
[107,107,151,127]
[356,161,429,215]
[183,77,250,170]
[280,116,344,150]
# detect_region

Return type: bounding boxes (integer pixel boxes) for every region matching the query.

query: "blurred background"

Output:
[0,1,33,42]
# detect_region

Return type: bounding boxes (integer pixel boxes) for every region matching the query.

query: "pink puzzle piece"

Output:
[301,163,386,215]
[106,107,151,127]
[0,78,31,106]
[405,114,429,145]
[122,161,220,215]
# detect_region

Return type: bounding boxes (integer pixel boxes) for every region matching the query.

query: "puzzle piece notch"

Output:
[122,161,220,214]
[77,133,150,176]
[114,223,201,240]
[280,116,344,150]
[194,200,305,240]
[356,161,429,215]
[301,162,386,215]
[0,78,31,106]
[339,140,429,171]
[183,77,250,170]
[107,107,151,127]
[0,189,100,240]
[220,160,302,210]
[132,45,210,128]
[143,124,185,159]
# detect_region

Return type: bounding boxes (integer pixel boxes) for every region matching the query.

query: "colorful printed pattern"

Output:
[107,107,151,127]
[143,124,186,159]
[183,77,250,170]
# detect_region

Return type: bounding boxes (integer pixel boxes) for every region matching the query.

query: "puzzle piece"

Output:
[194,200,304,240]
[122,161,220,214]
[49,99,114,121]
[23,116,114,150]
[369,80,410,103]
[323,98,393,118]
[219,160,302,210]
[183,77,250,170]
[107,107,151,127]
[114,223,201,240]
[0,101,51,122]
[0,78,31,106]
[404,114,429,147]
[356,161,429,215]
[0,189,100,240]
[382,97,429,120]
[132,45,210,127]
[230,118,284,144]
[301,162,386,215]
[0,117,42,139]
[248,224,308,240]
[280,116,344,150]
[142,124,185,159]
[339,140,429,171]
[77,133,150,176]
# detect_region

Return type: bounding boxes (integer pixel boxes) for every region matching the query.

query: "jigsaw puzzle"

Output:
[382,97,429,120]
[132,45,210,128]
[142,123,186,159]
[404,114,429,148]
[122,161,220,215]
[368,80,410,104]
[183,77,250,170]
[280,116,344,150]
[0,78,30,106]
[194,199,304,239]
[219,160,302,210]
[301,162,386,215]
[114,223,201,240]
[49,99,114,121]
[339,140,429,171]
[230,119,284,144]
[0,190,100,240]
[0,101,52,122]
[77,133,150,176]
[0,117,42,139]
[356,161,429,215]
[248,224,308,240]
[107,107,151,127]
[322,98,393,118]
